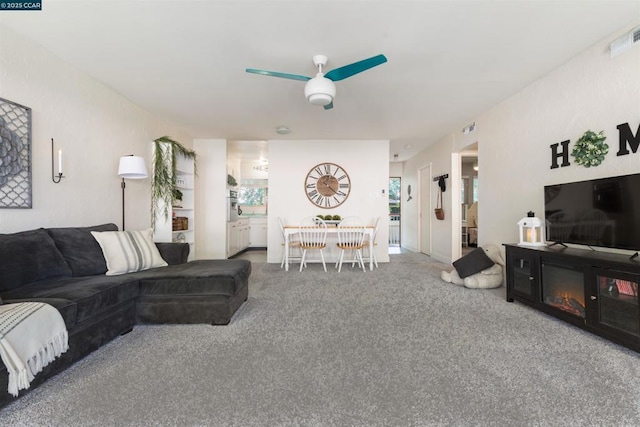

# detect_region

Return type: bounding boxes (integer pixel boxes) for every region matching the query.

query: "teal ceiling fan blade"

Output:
[245,68,311,82]
[324,54,387,82]
[323,101,334,110]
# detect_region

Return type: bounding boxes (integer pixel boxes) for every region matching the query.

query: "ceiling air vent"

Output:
[462,122,476,134]
[610,26,640,58]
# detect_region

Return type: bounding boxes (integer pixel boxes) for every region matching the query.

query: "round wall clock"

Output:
[304,162,351,209]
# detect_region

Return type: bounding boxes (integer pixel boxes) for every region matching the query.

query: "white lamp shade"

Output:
[118,156,148,179]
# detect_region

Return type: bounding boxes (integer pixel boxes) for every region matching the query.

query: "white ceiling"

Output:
[1,0,638,162]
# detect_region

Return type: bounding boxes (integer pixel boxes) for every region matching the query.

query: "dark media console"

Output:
[547,240,639,261]
[505,244,640,352]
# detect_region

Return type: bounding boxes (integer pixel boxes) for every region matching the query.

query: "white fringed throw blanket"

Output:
[0,302,69,397]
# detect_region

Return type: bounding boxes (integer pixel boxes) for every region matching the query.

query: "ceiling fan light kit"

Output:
[246,53,387,110]
[304,76,336,106]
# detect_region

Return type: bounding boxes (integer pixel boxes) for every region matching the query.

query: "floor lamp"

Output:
[118,155,148,231]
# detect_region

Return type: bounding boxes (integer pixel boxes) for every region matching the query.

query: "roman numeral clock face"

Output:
[305,162,351,209]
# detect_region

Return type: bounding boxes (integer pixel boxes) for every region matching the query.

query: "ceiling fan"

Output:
[246,54,387,110]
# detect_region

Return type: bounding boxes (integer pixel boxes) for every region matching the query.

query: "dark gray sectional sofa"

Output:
[0,223,251,408]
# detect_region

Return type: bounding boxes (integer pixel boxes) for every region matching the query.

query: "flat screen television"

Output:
[544,173,640,251]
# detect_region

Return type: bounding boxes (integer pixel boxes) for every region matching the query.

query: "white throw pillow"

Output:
[90,229,167,276]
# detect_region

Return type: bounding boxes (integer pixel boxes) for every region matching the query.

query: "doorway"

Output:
[458,144,478,259]
[389,177,401,247]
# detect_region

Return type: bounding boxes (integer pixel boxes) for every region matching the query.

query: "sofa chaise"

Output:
[0,223,251,408]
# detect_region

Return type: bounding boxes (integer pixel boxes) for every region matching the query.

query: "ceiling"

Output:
[1,1,638,162]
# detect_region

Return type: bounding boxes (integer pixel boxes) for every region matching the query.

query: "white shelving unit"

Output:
[153,144,196,259]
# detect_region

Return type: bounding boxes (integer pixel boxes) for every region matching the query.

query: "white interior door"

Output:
[419,164,431,255]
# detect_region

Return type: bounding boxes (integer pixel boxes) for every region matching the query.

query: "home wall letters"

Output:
[549,121,639,169]
[549,140,571,169]
[616,122,640,156]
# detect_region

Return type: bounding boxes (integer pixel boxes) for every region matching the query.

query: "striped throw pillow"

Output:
[91,229,167,276]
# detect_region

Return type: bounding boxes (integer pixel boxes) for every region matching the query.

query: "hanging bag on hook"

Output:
[438,176,446,192]
[435,188,445,220]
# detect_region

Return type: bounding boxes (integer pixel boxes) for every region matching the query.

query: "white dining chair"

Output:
[278,217,303,269]
[335,216,367,272]
[298,216,328,272]
[362,216,380,269]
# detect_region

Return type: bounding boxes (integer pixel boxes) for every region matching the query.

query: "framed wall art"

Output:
[0,97,32,208]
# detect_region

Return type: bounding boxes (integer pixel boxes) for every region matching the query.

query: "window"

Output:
[472,177,478,203]
[462,176,479,204]
[238,188,266,206]
[238,179,267,206]
[389,177,401,215]
[461,177,467,204]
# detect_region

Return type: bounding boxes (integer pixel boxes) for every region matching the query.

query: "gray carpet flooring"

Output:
[2,251,640,426]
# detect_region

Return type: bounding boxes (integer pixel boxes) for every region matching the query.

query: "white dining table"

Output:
[283,226,375,271]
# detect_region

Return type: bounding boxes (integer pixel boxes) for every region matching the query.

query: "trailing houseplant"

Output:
[571,130,608,168]
[152,136,197,228]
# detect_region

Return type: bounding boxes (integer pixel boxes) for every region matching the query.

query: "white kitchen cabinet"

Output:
[249,217,268,247]
[226,222,238,258]
[227,219,251,258]
[238,219,251,252]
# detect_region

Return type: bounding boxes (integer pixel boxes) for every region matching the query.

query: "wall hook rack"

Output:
[51,138,64,183]
[433,174,448,192]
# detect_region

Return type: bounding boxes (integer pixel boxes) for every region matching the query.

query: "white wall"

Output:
[240,161,269,181]
[267,140,390,264]
[389,162,403,178]
[403,22,640,263]
[193,139,227,259]
[0,25,192,233]
[403,135,455,262]
[226,149,241,185]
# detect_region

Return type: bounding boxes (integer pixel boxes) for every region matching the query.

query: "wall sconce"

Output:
[518,211,545,247]
[118,155,148,231]
[51,138,64,183]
